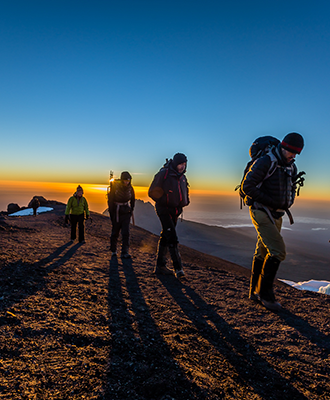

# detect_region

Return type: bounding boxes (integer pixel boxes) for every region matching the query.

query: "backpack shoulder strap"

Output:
[255,151,278,189]
[264,151,278,179]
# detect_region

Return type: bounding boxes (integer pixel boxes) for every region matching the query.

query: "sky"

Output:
[1,0,330,214]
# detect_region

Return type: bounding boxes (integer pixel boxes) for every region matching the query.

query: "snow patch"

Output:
[9,207,53,217]
[279,279,330,295]
[319,284,330,294]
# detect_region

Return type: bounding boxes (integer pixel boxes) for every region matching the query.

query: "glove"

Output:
[65,215,69,224]
[85,214,89,220]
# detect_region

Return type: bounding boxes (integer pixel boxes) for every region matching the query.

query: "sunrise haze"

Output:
[1,1,330,218]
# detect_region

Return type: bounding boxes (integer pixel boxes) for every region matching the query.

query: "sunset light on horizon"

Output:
[1,179,329,219]
[1,1,330,220]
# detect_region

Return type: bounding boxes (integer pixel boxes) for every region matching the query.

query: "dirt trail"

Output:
[0,206,329,399]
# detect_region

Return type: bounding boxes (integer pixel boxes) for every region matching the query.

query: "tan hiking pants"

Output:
[249,208,286,261]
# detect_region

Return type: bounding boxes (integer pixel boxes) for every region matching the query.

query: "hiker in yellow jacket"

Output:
[65,185,90,243]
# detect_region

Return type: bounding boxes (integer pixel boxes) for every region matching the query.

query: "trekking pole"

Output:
[293,171,306,196]
[131,211,135,226]
[107,170,114,194]
[106,170,114,219]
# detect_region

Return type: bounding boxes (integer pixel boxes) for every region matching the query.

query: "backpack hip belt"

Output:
[253,202,294,225]
[114,202,129,223]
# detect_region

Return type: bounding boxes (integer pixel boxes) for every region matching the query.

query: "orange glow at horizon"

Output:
[1,180,329,214]
[0,180,151,214]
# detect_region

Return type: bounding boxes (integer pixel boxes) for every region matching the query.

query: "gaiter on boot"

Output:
[249,256,264,299]
[257,255,281,302]
[168,244,183,272]
[154,243,173,274]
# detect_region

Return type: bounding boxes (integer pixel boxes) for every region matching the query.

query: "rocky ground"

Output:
[0,205,329,400]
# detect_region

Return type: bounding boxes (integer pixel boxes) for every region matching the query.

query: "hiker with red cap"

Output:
[241,132,305,311]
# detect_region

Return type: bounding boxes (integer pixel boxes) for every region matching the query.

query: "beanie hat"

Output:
[120,171,132,181]
[172,153,187,168]
[281,132,304,154]
[76,185,83,192]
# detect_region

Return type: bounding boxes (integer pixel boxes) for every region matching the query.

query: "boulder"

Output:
[28,196,48,207]
[28,196,65,207]
[7,203,21,214]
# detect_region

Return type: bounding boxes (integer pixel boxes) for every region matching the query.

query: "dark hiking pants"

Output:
[110,213,131,253]
[70,214,85,242]
[156,208,183,271]
[157,210,179,247]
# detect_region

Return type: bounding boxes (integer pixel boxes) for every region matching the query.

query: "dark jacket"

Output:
[31,198,40,210]
[148,161,189,215]
[107,180,135,221]
[241,145,297,212]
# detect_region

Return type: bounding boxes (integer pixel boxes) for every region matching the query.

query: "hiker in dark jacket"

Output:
[65,185,90,243]
[241,132,304,311]
[31,196,40,217]
[108,171,135,259]
[149,153,190,278]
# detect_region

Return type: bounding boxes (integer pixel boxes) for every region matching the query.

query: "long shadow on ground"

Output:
[102,257,207,400]
[278,308,330,352]
[0,242,82,324]
[159,275,309,400]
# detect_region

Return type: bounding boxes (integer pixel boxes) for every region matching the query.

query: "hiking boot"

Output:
[154,264,174,275]
[257,255,281,303]
[249,292,260,302]
[121,252,131,259]
[261,299,282,311]
[168,245,183,271]
[175,269,185,278]
[156,243,168,265]
[154,243,173,274]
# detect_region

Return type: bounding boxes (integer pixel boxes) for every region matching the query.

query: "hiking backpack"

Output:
[149,158,189,210]
[235,136,280,208]
[108,179,133,204]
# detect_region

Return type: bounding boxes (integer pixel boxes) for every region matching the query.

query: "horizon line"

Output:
[1,179,329,202]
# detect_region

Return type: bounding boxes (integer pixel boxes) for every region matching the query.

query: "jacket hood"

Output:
[169,160,186,176]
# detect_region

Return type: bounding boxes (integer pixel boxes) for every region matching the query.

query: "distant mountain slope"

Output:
[132,200,330,282]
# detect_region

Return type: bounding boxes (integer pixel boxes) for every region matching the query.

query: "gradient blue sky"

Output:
[1,0,330,199]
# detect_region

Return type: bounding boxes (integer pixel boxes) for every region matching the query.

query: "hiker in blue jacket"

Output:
[241,133,304,311]
[149,153,189,278]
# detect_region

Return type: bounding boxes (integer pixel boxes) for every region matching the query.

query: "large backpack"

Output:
[149,158,189,208]
[108,179,132,203]
[235,136,280,207]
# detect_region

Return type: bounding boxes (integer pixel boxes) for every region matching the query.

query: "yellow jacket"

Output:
[65,195,89,217]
